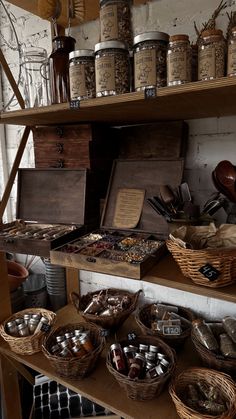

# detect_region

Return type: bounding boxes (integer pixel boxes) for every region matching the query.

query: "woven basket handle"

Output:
[70,291,80,311]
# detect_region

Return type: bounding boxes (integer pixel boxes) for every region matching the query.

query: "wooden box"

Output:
[50,159,184,279]
[0,169,100,257]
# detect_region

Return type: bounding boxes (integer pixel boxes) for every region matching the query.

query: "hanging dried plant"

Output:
[226,11,236,39]
[194,0,227,42]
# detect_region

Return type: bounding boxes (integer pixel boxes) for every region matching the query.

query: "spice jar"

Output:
[34,316,49,334]
[18,323,30,337]
[6,321,18,337]
[95,40,130,97]
[227,27,236,76]
[99,0,132,47]
[79,332,94,352]
[134,31,169,90]
[198,29,225,81]
[71,345,87,358]
[167,34,192,86]
[192,319,219,352]
[110,343,126,373]
[123,346,135,367]
[128,353,145,379]
[28,318,39,334]
[49,36,76,104]
[69,50,95,101]
[222,316,236,343]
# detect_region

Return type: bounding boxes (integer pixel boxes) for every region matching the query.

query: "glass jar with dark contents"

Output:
[69,49,95,101]
[128,353,145,379]
[110,343,126,373]
[99,0,132,47]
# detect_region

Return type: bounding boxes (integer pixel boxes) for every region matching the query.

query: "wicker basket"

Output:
[166,239,236,288]
[42,322,105,378]
[191,328,236,377]
[135,303,195,350]
[0,308,56,355]
[70,288,142,331]
[169,367,236,419]
[106,335,176,401]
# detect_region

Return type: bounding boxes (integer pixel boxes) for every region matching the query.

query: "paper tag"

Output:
[127,332,137,341]
[163,325,181,335]
[145,87,157,99]
[70,100,80,109]
[199,264,220,281]
[41,323,51,333]
[113,188,145,229]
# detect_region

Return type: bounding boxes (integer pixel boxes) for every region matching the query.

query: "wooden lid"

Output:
[169,34,189,42]
[201,29,223,38]
[16,169,87,224]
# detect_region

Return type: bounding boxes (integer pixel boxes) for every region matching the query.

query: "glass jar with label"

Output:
[133,31,169,91]
[198,29,225,81]
[95,40,130,97]
[69,50,95,101]
[99,0,132,47]
[227,27,236,76]
[167,34,192,86]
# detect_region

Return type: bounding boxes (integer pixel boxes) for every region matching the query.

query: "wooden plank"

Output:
[1,77,236,126]
[0,253,11,322]
[0,126,31,220]
[66,267,79,303]
[0,355,22,419]
[0,49,25,109]
[5,356,35,385]
[0,305,201,419]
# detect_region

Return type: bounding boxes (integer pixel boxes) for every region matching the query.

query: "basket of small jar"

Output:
[42,322,105,378]
[191,317,236,377]
[0,308,56,355]
[106,335,176,401]
[70,288,142,331]
[169,367,236,419]
[135,302,195,349]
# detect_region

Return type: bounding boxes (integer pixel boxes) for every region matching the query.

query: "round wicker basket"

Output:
[106,335,176,401]
[191,329,236,377]
[169,367,236,419]
[42,322,105,378]
[166,239,236,288]
[71,288,142,330]
[0,308,56,355]
[135,303,195,349]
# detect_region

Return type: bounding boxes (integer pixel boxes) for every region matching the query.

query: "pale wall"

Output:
[1,0,236,317]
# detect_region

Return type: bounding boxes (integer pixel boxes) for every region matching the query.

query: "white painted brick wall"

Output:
[1,0,236,318]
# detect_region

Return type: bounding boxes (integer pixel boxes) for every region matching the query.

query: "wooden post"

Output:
[0,49,25,109]
[66,267,79,303]
[0,355,22,419]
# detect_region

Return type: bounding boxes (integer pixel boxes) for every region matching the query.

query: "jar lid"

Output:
[18,323,27,330]
[100,0,131,4]
[231,26,236,34]
[169,34,189,42]
[95,40,128,52]
[201,29,223,38]
[110,343,122,351]
[134,353,145,361]
[69,49,95,60]
[133,31,169,45]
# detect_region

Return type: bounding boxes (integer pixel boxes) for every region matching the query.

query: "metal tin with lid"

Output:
[134,31,169,90]
[69,49,95,100]
[99,0,132,47]
[95,40,130,97]
[167,34,192,86]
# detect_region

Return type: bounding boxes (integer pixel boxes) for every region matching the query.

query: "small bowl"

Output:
[7,260,29,292]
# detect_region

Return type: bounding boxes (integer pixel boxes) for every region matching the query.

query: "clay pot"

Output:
[7,261,29,292]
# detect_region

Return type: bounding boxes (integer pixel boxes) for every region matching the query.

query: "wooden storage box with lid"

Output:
[0,168,100,257]
[50,159,184,279]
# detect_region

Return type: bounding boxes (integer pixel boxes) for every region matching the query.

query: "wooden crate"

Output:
[50,159,184,279]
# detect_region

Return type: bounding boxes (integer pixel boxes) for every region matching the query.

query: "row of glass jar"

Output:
[69,28,236,100]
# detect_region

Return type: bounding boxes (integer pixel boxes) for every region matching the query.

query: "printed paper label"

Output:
[100,5,118,41]
[228,44,236,75]
[95,56,115,92]
[69,64,86,99]
[135,49,156,89]
[198,47,216,79]
[168,51,187,82]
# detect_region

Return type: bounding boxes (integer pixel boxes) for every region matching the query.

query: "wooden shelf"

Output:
[1,77,236,126]
[144,255,236,304]
[0,304,201,419]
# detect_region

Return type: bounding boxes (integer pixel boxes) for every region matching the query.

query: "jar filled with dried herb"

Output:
[95,40,130,97]
[167,34,192,86]
[227,27,236,76]
[192,319,219,352]
[133,31,169,90]
[69,50,95,100]
[198,29,225,81]
[99,0,132,47]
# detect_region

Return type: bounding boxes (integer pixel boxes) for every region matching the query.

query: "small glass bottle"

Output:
[192,319,219,351]
[139,343,148,355]
[95,40,130,97]
[71,345,87,358]
[99,0,132,47]
[110,343,126,373]
[79,332,94,352]
[34,316,49,334]
[198,29,225,81]
[222,316,236,343]
[123,346,135,367]
[49,36,76,104]
[227,27,236,76]
[18,323,30,337]
[128,353,145,379]
[69,50,95,101]
[28,318,39,335]
[6,321,18,337]
[133,31,169,90]
[167,34,192,86]
[146,364,164,379]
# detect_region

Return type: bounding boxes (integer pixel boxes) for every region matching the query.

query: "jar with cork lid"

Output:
[99,0,132,47]
[227,27,236,76]
[198,29,225,80]
[167,34,192,86]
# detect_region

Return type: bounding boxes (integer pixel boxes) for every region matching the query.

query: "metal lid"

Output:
[149,345,159,353]
[123,346,135,353]
[7,321,16,327]
[139,343,148,350]
[133,31,169,46]
[134,353,145,362]
[18,323,27,330]
[95,40,127,52]
[110,343,122,351]
[69,49,95,60]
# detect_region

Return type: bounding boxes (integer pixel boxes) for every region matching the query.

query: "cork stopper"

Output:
[192,319,203,327]
[201,29,223,38]
[169,34,189,42]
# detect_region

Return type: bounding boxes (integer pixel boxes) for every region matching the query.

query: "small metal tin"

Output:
[145,352,156,362]
[157,352,166,360]
[15,318,24,325]
[60,340,71,349]
[149,345,159,353]
[145,361,156,372]
[28,318,39,334]
[139,344,149,354]
[18,323,30,337]
[56,335,65,343]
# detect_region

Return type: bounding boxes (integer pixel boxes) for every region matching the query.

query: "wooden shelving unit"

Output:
[0,304,201,419]
[1,77,236,126]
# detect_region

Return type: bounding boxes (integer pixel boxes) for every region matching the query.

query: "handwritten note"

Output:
[113,188,145,229]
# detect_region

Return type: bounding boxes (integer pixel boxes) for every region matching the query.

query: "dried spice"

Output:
[69,50,95,100]
[220,333,236,358]
[198,29,226,80]
[192,319,219,352]
[167,35,192,86]
[95,40,130,97]
[184,380,227,415]
[100,0,132,47]
[227,27,236,76]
